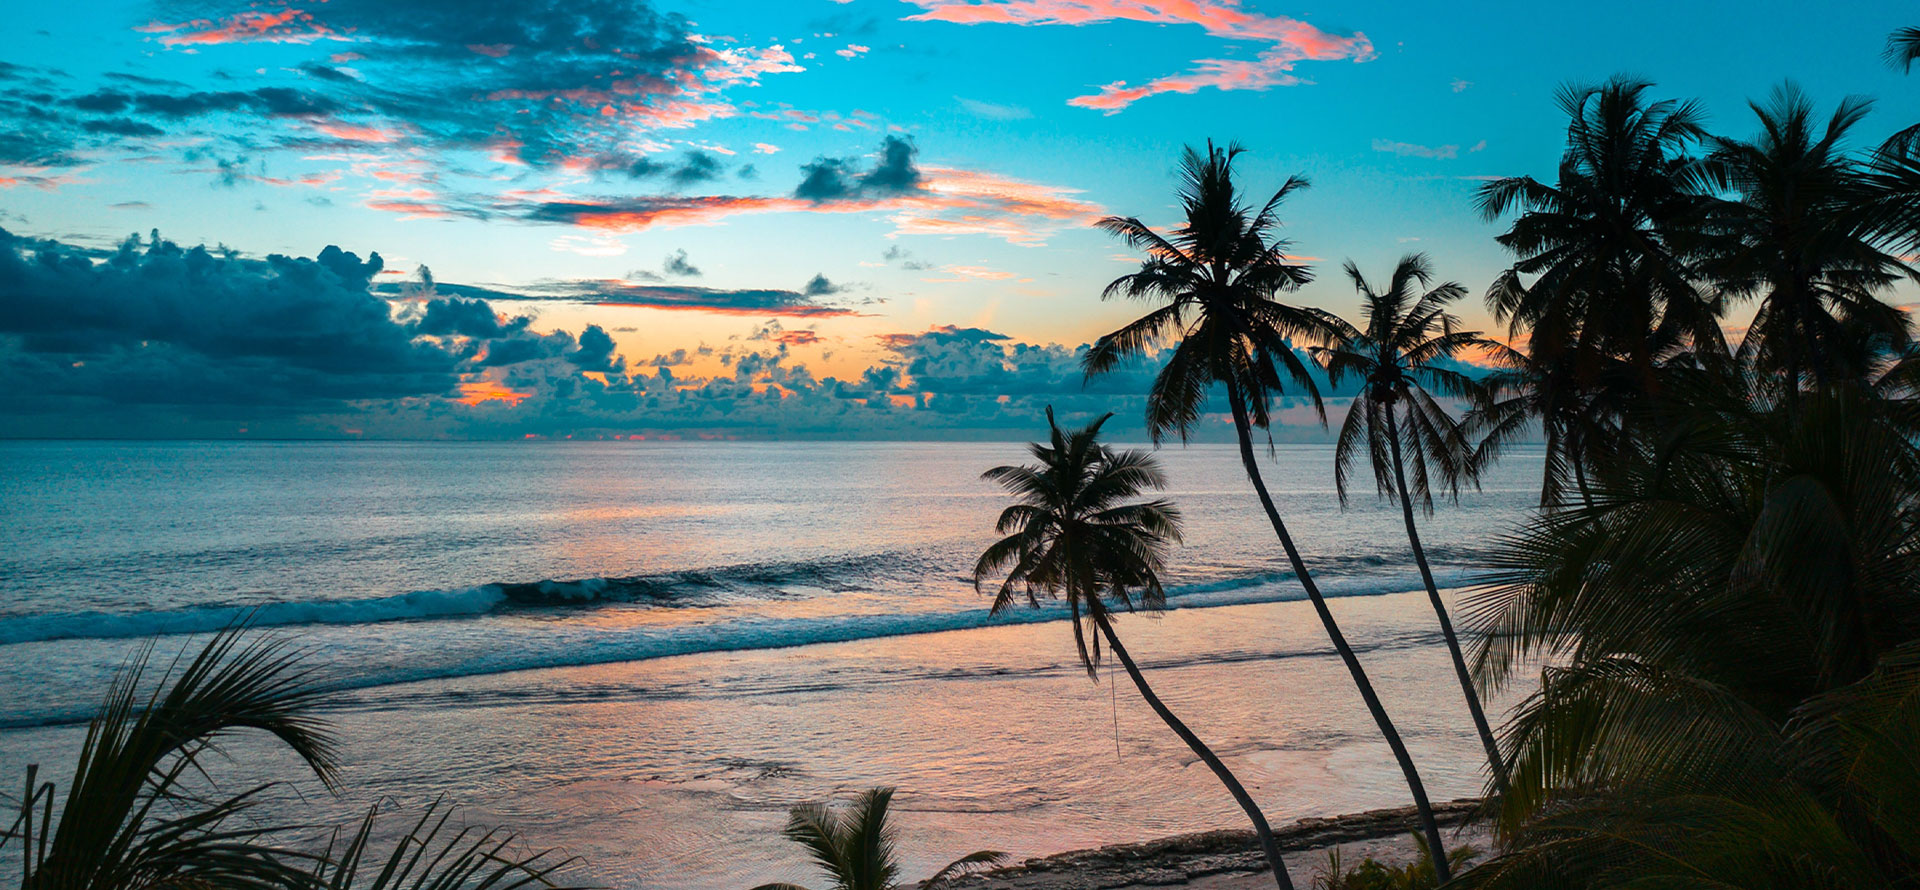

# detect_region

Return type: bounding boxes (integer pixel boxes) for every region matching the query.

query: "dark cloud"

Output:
[81,118,165,137]
[0,229,601,421]
[373,275,858,317]
[0,130,81,167]
[882,244,931,270]
[794,135,920,201]
[296,63,358,83]
[803,274,847,296]
[107,0,794,170]
[0,227,454,406]
[663,249,702,278]
[66,87,341,118]
[415,295,524,339]
[569,324,624,374]
[600,149,727,187]
[520,281,859,317]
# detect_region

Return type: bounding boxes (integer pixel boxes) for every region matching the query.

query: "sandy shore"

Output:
[938,800,1488,890]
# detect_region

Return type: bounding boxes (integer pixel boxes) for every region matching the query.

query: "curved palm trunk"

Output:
[1091,611,1295,890]
[1225,394,1452,883]
[1385,409,1511,798]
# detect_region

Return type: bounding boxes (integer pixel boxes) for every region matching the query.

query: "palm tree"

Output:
[1703,83,1917,391]
[1474,77,1721,377]
[2,628,579,890]
[1085,142,1454,883]
[1312,254,1509,797]
[1465,340,1640,509]
[749,787,1004,890]
[1886,26,1920,72]
[1455,369,1920,888]
[1473,78,1721,505]
[5,631,339,890]
[973,408,1298,889]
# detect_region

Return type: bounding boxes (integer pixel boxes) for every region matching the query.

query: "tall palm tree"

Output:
[3,628,581,890]
[1473,78,1721,505]
[1085,142,1454,882]
[1704,83,1917,391]
[749,787,1004,890]
[1312,254,1509,797]
[1474,77,1721,376]
[973,408,1297,890]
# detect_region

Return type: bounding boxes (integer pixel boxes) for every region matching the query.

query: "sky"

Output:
[0,0,1914,440]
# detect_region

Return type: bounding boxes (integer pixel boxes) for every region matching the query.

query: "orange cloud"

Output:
[137,8,337,46]
[456,380,531,406]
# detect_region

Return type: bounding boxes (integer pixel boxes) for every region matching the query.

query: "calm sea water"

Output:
[0,440,1542,888]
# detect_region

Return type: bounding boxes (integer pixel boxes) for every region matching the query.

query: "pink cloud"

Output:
[137,8,338,46]
[314,121,403,144]
[901,0,1372,111]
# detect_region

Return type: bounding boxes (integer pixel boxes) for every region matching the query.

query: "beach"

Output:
[2,591,1515,889]
[0,441,1534,889]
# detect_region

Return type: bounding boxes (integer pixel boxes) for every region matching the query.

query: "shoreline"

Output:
[941,800,1486,889]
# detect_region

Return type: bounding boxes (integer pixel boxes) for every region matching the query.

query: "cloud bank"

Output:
[0,229,1363,441]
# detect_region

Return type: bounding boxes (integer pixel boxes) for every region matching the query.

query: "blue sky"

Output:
[1,0,1914,439]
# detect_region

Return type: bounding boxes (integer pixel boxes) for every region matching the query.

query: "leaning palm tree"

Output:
[748,787,1003,890]
[973,408,1296,890]
[1086,142,1454,881]
[3,628,582,890]
[1311,254,1509,797]
[1703,84,1917,392]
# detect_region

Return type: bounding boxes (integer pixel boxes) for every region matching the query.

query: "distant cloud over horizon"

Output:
[0,227,1373,441]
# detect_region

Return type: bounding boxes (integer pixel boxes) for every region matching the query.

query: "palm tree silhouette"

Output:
[1466,340,1641,510]
[1312,254,1510,797]
[749,787,1004,890]
[1084,142,1453,882]
[1475,77,1720,378]
[1704,83,1916,391]
[974,408,1295,890]
[3,629,579,890]
[1886,26,1920,72]
[1473,78,1721,506]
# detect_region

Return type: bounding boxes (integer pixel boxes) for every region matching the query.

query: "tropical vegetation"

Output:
[970,408,1298,889]
[1085,141,1457,882]
[12,25,1920,890]
[1,628,578,890]
[746,787,1003,890]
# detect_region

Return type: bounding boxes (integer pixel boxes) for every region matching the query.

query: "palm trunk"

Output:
[1385,409,1511,798]
[1092,611,1295,890]
[1226,393,1452,883]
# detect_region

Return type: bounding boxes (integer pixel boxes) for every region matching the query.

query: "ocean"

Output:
[0,440,1543,889]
